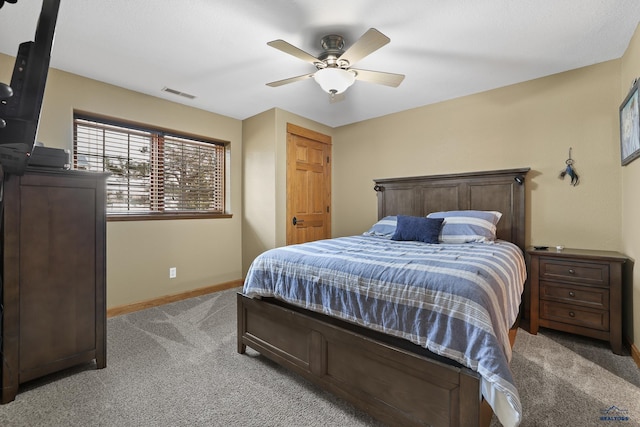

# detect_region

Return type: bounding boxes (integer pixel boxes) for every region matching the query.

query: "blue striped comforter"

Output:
[243,235,526,427]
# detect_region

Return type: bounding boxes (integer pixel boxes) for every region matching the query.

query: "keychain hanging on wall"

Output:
[559,147,579,186]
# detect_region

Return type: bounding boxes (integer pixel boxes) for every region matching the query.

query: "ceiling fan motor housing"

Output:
[318,35,347,67]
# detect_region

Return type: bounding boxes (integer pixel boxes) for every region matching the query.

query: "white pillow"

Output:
[362,216,397,238]
[426,210,502,243]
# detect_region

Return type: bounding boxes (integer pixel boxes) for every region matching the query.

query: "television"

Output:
[0,0,60,175]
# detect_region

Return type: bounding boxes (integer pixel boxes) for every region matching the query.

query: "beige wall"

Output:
[242,107,332,275]
[242,109,277,272]
[621,24,640,349]
[332,61,622,250]
[1,53,244,308]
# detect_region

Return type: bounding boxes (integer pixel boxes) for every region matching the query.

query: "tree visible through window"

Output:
[73,114,226,217]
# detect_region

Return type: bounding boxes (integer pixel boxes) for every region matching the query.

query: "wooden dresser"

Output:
[527,247,627,355]
[1,168,108,403]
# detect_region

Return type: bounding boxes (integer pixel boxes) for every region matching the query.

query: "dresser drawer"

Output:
[539,258,609,286]
[539,300,609,331]
[539,281,609,309]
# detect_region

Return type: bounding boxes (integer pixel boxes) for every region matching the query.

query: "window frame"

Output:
[73,111,231,221]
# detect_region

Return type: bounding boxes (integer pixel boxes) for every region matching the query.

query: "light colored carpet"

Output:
[0,287,638,427]
[496,328,640,426]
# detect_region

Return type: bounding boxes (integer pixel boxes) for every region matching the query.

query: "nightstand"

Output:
[527,247,627,355]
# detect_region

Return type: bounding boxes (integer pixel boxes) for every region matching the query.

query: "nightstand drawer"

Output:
[539,301,609,331]
[539,259,609,286]
[539,281,609,309]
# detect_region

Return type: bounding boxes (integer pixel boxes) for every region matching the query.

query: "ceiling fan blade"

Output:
[352,69,405,87]
[267,39,321,65]
[338,28,390,66]
[266,73,315,87]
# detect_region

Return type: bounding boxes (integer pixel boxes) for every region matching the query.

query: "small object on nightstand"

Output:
[556,245,564,252]
[526,247,627,355]
[533,246,549,250]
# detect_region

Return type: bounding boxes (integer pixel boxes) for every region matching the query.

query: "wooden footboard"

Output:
[237,293,491,427]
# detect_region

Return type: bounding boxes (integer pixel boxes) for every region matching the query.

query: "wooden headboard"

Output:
[373,168,530,251]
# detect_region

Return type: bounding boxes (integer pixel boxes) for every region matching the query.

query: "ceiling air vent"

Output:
[161,87,196,99]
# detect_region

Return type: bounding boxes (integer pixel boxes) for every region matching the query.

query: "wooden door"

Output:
[286,123,331,245]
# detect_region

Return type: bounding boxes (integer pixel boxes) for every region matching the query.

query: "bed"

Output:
[237,167,530,427]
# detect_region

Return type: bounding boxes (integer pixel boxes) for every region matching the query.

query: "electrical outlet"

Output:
[169,267,177,279]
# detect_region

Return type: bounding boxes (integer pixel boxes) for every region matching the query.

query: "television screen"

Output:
[0,0,60,175]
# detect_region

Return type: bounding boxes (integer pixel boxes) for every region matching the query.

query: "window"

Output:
[73,113,227,219]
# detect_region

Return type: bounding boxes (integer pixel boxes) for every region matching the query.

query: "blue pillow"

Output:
[363,216,397,238]
[391,215,443,244]
[426,210,502,243]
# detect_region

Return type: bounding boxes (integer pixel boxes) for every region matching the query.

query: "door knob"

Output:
[292,217,304,226]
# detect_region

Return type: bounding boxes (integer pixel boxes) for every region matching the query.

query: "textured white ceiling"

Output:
[1,0,639,127]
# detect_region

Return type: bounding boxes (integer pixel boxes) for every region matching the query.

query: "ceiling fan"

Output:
[266,28,405,101]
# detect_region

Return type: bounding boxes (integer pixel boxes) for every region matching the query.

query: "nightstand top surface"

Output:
[526,247,627,262]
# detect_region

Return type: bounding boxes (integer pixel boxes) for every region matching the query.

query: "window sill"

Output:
[107,212,233,222]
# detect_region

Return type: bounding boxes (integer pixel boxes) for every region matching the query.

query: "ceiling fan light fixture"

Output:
[313,68,356,94]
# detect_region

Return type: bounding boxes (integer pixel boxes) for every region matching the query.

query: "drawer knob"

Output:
[569,311,576,317]
[568,269,576,274]
[569,291,576,297]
